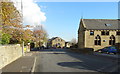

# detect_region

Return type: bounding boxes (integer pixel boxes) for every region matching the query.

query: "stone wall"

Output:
[78,19,120,51]
[0,44,22,69]
[78,22,85,49]
[85,30,120,51]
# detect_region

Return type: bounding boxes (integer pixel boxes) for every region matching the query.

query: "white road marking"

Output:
[31,57,37,74]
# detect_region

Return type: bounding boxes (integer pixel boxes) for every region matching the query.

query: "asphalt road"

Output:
[32,49,119,72]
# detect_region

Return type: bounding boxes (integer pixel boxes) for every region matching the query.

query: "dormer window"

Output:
[105,24,112,26]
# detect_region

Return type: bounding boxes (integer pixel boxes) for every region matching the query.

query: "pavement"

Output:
[1,52,35,73]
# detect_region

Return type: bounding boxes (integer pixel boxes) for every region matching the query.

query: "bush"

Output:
[0,33,11,44]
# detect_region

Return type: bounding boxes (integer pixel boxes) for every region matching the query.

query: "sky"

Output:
[10,0,118,42]
[37,2,118,41]
[34,0,119,2]
[12,0,46,26]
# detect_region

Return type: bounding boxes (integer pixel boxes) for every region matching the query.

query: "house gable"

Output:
[78,19,86,33]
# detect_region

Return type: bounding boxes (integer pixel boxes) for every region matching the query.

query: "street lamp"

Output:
[21,0,24,56]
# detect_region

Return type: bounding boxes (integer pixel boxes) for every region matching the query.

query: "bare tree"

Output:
[71,38,77,44]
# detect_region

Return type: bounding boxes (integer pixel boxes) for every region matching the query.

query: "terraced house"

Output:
[48,37,65,48]
[78,19,120,51]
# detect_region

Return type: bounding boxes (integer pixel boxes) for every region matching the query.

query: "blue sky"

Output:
[36,2,118,41]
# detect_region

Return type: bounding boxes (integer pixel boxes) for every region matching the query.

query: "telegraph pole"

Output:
[21,0,24,56]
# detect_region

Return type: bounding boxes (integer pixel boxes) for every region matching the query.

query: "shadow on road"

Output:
[58,49,119,73]
[58,62,89,70]
[32,48,119,73]
[32,48,68,52]
[47,52,67,54]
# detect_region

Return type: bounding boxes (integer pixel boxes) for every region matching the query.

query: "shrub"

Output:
[0,33,11,44]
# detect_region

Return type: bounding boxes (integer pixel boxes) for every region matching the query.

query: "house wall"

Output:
[85,30,120,51]
[52,38,65,48]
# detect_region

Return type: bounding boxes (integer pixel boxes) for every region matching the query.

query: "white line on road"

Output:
[31,57,37,74]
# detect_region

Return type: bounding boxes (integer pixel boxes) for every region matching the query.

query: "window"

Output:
[106,31,109,35]
[109,35,115,45]
[116,31,120,35]
[101,31,105,35]
[101,31,109,35]
[105,24,112,26]
[90,31,94,35]
[94,35,101,45]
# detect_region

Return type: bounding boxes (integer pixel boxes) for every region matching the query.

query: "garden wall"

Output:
[0,44,22,69]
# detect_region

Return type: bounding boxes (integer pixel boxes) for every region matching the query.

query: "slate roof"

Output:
[50,37,59,40]
[82,19,120,30]
[49,37,65,42]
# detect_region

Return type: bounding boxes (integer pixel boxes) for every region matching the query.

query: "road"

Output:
[31,49,119,72]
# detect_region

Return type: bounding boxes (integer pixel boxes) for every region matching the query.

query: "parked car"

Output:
[39,46,45,50]
[97,46,118,54]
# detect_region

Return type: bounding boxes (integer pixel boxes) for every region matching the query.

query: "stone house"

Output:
[78,19,120,51]
[48,37,65,48]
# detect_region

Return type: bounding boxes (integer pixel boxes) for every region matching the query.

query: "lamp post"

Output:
[21,0,24,56]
